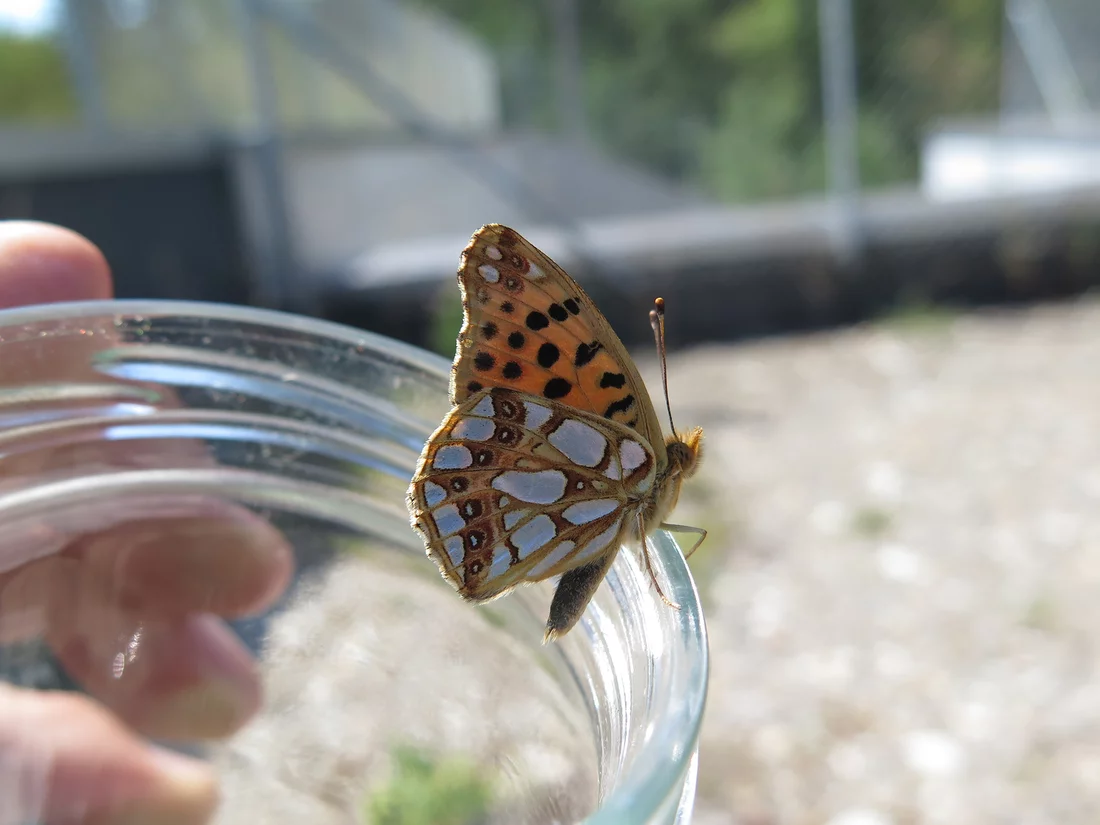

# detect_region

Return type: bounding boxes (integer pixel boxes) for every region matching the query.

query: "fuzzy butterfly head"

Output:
[667,427,704,481]
[408,224,706,642]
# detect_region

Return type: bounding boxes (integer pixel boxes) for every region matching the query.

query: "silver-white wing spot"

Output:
[433,444,473,470]
[443,536,464,567]
[503,509,531,530]
[527,540,576,578]
[423,481,446,507]
[432,504,465,537]
[562,498,620,526]
[486,245,503,261]
[491,469,567,504]
[451,417,495,441]
[548,419,607,467]
[523,401,552,431]
[487,545,512,581]
[527,262,547,280]
[620,440,647,475]
[574,516,623,564]
[512,514,557,559]
[471,395,495,417]
[478,264,500,283]
[603,452,622,480]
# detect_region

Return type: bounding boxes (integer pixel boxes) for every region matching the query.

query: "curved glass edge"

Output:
[0,298,709,824]
[587,529,709,825]
[0,298,452,387]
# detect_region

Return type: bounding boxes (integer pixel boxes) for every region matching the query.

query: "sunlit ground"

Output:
[646,296,1100,825]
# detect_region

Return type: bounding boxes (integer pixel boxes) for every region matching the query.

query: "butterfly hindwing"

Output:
[407,387,657,602]
[451,224,667,463]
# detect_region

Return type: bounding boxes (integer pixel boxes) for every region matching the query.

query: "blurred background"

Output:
[3,0,1100,823]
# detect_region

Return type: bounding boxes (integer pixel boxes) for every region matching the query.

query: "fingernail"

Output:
[101,747,218,825]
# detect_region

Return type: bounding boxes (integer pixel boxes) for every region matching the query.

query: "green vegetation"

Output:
[429,280,464,358]
[851,505,893,538]
[877,297,960,334]
[1022,593,1058,632]
[419,0,1002,201]
[364,745,493,825]
[0,34,77,123]
[0,0,1003,202]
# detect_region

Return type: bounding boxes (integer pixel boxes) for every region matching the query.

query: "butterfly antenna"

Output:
[649,297,677,436]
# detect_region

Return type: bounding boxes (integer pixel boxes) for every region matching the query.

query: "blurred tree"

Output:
[414,0,1002,201]
[0,33,78,123]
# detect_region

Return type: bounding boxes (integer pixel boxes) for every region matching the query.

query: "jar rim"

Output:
[0,298,709,824]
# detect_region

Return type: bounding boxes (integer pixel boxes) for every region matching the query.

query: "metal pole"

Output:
[550,0,588,143]
[57,0,109,132]
[234,0,306,313]
[819,0,862,262]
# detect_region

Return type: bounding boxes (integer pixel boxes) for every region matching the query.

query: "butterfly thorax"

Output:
[637,426,704,536]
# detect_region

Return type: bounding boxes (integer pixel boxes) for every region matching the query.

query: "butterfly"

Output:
[406,224,706,642]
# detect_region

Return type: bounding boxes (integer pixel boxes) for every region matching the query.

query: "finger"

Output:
[0,684,217,825]
[0,506,295,640]
[76,510,295,619]
[0,221,112,308]
[52,613,263,741]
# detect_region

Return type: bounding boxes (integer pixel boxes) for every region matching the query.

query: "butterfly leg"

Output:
[638,511,681,611]
[660,522,708,559]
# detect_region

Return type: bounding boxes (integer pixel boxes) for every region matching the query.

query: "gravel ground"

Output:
[658,297,1100,825]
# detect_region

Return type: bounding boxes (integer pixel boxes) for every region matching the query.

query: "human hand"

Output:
[0,222,294,825]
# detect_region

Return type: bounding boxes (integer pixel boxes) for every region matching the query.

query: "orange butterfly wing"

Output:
[450,224,667,465]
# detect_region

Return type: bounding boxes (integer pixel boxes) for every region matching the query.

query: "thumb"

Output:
[0,685,218,825]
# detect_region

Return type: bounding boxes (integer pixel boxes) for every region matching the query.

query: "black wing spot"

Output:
[502,361,523,380]
[474,448,493,466]
[474,352,495,371]
[465,529,485,549]
[481,322,498,340]
[466,380,483,393]
[603,394,635,418]
[548,303,568,322]
[574,341,603,367]
[544,377,573,399]
[504,276,523,293]
[462,500,484,519]
[537,342,560,368]
[507,331,525,350]
[626,417,640,428]
[498,399,520,420]
[599,371,626,389]
[495,425,520,445]
[450,476,469,492]
[563,298,581,315]
[468,559,484,575]
[526,311,550,331]
[500,301,515,314]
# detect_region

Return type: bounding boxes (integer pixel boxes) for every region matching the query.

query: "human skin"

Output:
[0,221,295,825]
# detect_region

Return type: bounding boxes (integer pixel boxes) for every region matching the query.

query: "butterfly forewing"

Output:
[452,224,667,464]
[407,387,657,602]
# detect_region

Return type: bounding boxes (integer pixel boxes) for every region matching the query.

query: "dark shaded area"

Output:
[0,147,251,305]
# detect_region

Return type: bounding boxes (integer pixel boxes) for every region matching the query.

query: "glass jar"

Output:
[0,300,708,824]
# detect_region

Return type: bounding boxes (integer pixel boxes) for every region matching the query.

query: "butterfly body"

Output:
[406,224,704,641]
